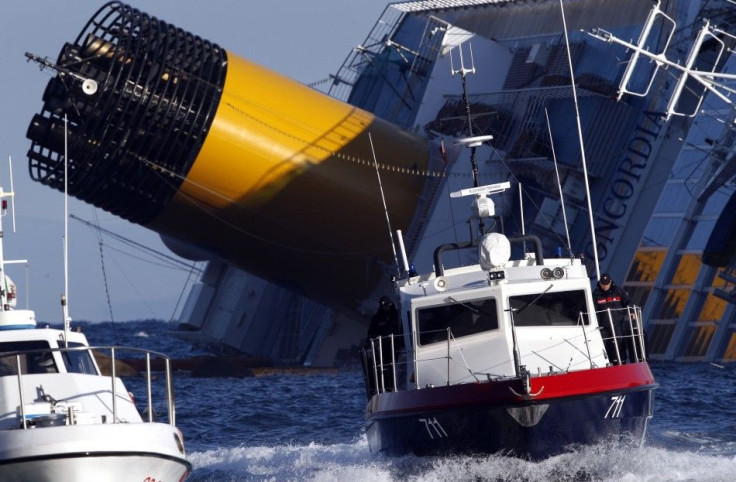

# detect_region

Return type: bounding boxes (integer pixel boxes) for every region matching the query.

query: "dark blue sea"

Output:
[72,320,736,481]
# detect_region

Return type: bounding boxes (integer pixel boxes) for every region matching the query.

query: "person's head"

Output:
[599,273,612,291]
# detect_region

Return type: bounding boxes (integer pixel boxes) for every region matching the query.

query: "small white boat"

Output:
[0,182,191,480]
[361,220,657,458]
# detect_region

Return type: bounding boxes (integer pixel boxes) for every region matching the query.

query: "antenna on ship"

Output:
[62,113,71,347]
[589,1,736,119]
[545,108,573,257]
[451,43,495,237]
[560,0,601,278]
[368,133,401,278]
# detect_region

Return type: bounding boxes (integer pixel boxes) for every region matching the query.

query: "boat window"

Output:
[417,298,498,345]
[0,341,57,375]
[509,290,589,326]
[62,342,98,375]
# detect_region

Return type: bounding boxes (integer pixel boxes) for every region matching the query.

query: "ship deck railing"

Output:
[594,305,648,365]
[0,345,176,429]
[362,305,648,396]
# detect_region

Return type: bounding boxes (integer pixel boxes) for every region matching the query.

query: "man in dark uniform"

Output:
[593,273,635,364]
[368,296,400,341]
[363,296,402,394]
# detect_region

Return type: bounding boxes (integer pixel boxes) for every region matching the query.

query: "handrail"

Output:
[0,345,176,429]
[362,305,647,395]
[592,305,647,364]
[111,347,117,422]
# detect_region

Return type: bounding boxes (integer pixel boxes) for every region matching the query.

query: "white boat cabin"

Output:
[0,311,149,430]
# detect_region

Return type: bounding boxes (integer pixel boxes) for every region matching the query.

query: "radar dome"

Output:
[479,233,511,270]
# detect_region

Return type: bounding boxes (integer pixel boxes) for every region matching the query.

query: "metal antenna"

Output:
[589,1,736,119]
[8,157,16,233]
[450,42,497,238]
[369,133,401,277]
[62,114,71,347]
[451,43,480,188]
[545,108,573,256]
[560,0,600,279]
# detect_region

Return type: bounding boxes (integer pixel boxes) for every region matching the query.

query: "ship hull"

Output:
[365,363,656,459]
[0,423,191,482]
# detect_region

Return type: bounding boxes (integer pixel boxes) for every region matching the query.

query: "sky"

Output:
[0,0,394,323]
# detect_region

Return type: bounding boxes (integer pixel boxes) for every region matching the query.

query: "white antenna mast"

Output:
[560,0,600,279]
[545,108,573,256]
[8,156,17,233]
[0,169,8,310]
[519,184,525,236]
[451,41,500,238]
[62,114,71,347]
[368,132,401,277]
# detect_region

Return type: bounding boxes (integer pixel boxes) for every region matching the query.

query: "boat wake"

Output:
[187,436,736,481]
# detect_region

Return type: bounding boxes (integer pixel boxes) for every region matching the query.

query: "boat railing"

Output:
[362,334,417,396]
[594,305,647,364]
[364,328,486,394]
[363,306,649,396]
[0,345,176,429]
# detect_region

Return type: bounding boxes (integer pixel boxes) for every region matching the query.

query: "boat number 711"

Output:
[419,417,448,439]
[604,395,626,419]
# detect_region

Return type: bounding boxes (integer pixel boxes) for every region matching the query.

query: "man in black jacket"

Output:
[593,273,636,364]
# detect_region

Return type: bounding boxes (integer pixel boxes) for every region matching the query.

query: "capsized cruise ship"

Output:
[25,0,736,365]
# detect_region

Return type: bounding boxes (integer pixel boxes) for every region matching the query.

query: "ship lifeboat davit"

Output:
[26,2,436,313]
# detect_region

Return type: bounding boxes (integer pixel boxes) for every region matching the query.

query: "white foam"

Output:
[186,437,736,481]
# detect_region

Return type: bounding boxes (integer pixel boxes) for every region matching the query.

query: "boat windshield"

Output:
[0,341,57,375]
[416,297,498,345]
[509,290,589,326]
[61,342,98,375]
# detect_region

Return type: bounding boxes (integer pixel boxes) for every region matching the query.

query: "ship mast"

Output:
[451,43,494,237]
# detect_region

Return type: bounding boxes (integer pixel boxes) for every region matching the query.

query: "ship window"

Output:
[672,254,701,286]
[720,329,736,361]
[626,285,652,308]
[0,341,57,375]
[417,298,498,346]
[658,288,690,319]
[682,324,716,357]
[509,290,588,326]
[625,249,666,283]
[646,322,676,355]
[61,343,97,375]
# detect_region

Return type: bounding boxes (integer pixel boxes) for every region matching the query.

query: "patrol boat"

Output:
[360,179,657,458]
[0,180,190,480]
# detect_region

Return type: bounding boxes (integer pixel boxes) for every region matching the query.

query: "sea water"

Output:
[76,320,736,481]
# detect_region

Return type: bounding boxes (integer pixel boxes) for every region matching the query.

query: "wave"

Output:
[186,436,736,481]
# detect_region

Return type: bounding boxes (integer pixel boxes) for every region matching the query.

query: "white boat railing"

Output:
[594,305,647,364]
[0,345,176,429]
[362,305,648,395]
